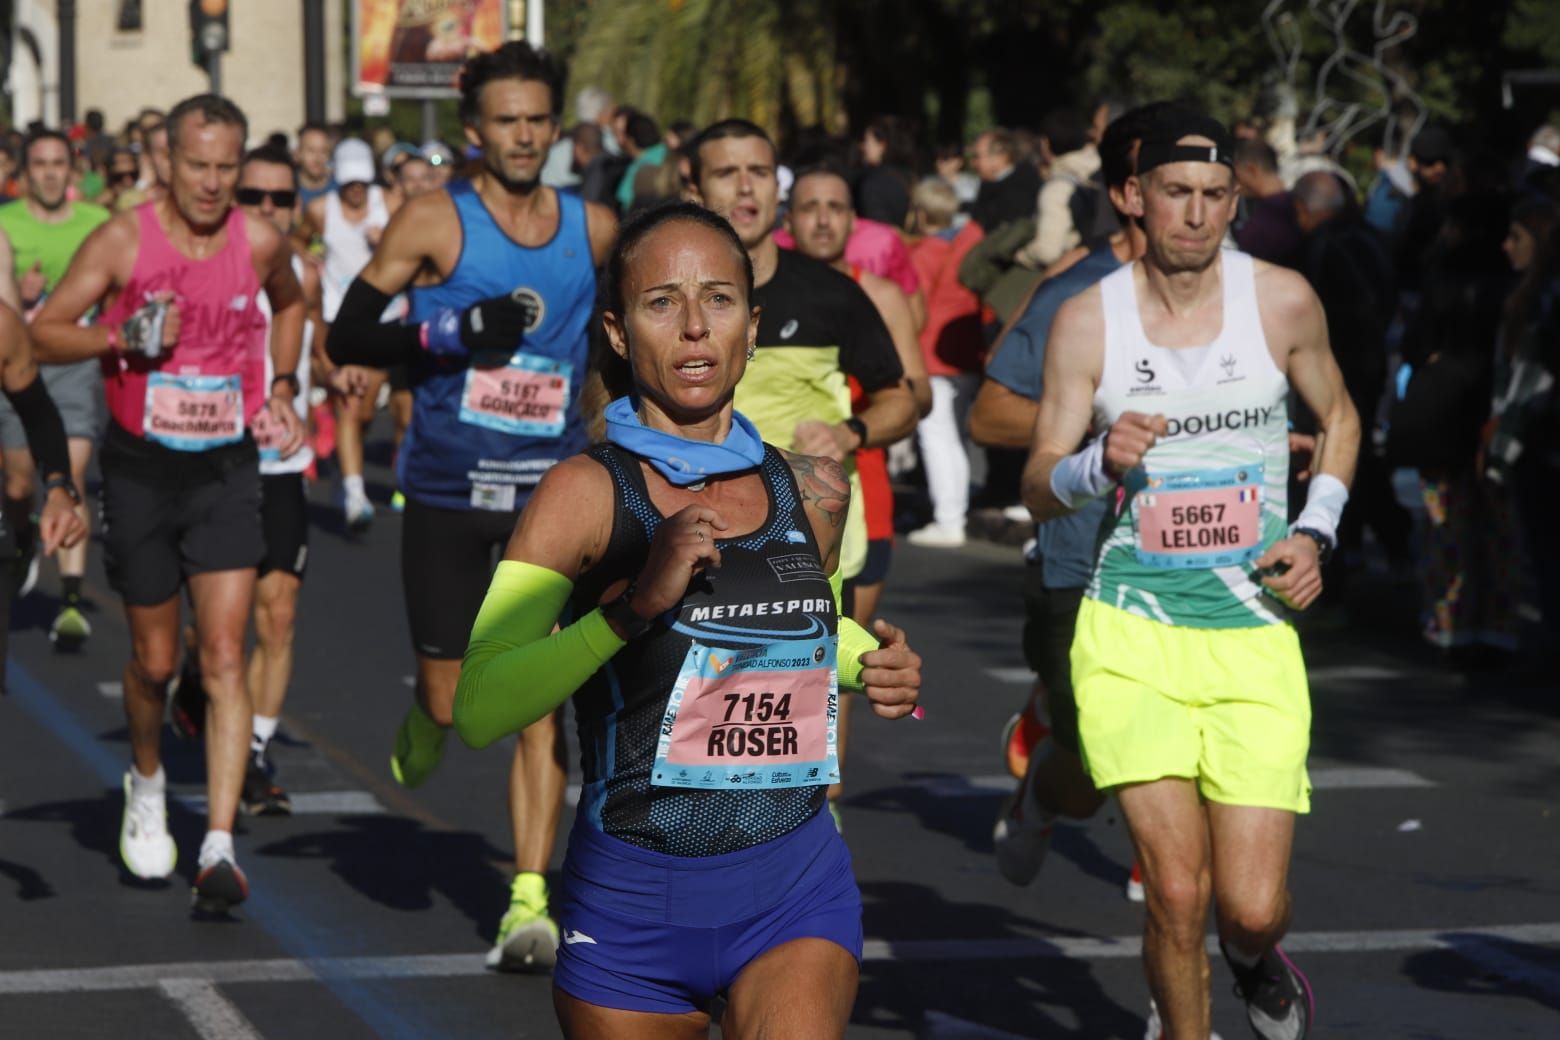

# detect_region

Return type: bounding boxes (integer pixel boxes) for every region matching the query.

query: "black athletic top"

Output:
[568,443,838,857]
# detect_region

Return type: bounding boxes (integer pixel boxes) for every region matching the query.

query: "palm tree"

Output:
[565,0,840,140]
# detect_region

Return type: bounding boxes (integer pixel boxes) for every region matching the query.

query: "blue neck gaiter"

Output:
[603,396,766,486]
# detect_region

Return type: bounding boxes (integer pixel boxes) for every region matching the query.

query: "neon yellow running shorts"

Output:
[1070,598,1311,813]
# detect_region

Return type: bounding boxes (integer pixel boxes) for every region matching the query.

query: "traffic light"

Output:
[189,0,229,68]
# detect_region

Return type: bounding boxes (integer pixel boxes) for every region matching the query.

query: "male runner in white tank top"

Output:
[1022,110,1360,1040]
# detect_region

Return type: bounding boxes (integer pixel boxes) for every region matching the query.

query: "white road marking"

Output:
[96,681,121,699]
[157,979,263,1040]
[172,791,386,816]
[1306,664,1410,683]
[913,774,1012,798]
[982,667,1032,684]
[6,922,1559,995]
[923,1010,1035,1039]
[1310,767,1436,790]
[912,766,1434,799]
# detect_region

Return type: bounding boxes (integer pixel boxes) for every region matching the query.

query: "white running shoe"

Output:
[345,495,374,533]
[1126,860,1145,903]
[119,773,177,879]
[1143,1000,1224,1040]
[992,777,1054,886]
[906,522,967,548]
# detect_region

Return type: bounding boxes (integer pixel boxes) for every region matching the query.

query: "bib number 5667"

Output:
[1170,503,1225,526]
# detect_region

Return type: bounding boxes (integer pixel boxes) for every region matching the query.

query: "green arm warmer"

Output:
[453,560,626,749]
[829,563,878,692]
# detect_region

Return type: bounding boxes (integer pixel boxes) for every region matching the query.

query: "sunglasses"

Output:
[110,170,137,184]
[236,187,297,207]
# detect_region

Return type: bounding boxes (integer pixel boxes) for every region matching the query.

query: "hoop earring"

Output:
[746,343,756,361]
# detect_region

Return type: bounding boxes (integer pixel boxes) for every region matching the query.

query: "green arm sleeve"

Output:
[838,617,878,692]
[829,563,877,692]
[453,560,626,749]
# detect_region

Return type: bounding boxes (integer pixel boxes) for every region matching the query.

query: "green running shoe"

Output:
[390,704,447,788]
[487,872,559,972]
[390,490,406,513]
[50,604,92,651]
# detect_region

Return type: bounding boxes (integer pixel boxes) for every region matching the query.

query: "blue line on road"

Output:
[5,658,446,1040]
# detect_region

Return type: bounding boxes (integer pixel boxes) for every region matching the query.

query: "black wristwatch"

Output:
[271,373,301,396]
[43,474,80,504]
[601,586,654,640]
[1292,526,1334,564]
[844,416,868,448]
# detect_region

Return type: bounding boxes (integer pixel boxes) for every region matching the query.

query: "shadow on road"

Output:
[844,776,1129,891]
[1401,932,1560,1014]
[254,816,512,943]
[854,879,1145,1038]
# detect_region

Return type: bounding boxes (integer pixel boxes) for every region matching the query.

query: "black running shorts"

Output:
[259,473,309,579]
[99,425,263,607]
[401,496,518,659]
[1021,566,1085,755]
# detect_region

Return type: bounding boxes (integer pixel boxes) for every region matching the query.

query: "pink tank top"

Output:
[100,203,267,449]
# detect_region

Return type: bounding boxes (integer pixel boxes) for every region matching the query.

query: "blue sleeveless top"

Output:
[401,182,596,511]
[567,444,837,856]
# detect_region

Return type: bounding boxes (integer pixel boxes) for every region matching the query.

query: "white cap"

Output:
[333,139,376,186]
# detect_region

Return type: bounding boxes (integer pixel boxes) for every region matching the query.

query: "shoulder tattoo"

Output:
[784,450,851,530]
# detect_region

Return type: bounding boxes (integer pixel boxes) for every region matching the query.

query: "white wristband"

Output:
[1291,472,1349,545]
[1049,436,1115,509]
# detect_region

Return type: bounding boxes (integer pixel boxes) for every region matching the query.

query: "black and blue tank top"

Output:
[400,182,595,512]
[569,443,839,857]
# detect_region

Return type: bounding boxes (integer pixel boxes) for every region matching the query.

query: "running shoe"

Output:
[167,656,206,740]
[390,490,406,513]
[345,495,374,533]
[906,522,967,548]
[992,777,1054,886]
[241,754,292,816]
[192,856,250,915]
[487,872,559,972]
[1143,999,1225,1040]
[1001,707,1050,779]
[1224,943,1314,1040]
[1126,859,1145,903]
[119,772,177,880]
[49,603,91,651]
[390,703,447,788]
[15,547,39,599]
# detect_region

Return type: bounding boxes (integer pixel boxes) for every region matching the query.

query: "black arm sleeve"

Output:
[4,374,70,482]
[326,277,425,367]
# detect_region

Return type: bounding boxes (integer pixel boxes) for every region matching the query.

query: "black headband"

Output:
[1136,138,1234,175]
[1135,109,1234,175]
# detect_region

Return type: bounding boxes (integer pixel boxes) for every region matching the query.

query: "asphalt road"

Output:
[2,435,1557,1039]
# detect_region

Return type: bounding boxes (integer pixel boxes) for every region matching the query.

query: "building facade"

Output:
[7,0,346,141]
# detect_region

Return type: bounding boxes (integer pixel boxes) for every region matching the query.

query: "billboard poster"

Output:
[354,0,508,98]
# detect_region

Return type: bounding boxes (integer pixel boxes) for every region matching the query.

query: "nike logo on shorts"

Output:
[562,929,597,946]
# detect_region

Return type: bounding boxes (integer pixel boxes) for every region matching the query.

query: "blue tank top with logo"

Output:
[401,182,595,511]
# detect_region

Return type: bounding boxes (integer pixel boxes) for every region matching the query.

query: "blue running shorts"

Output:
[553,807,863,1014]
